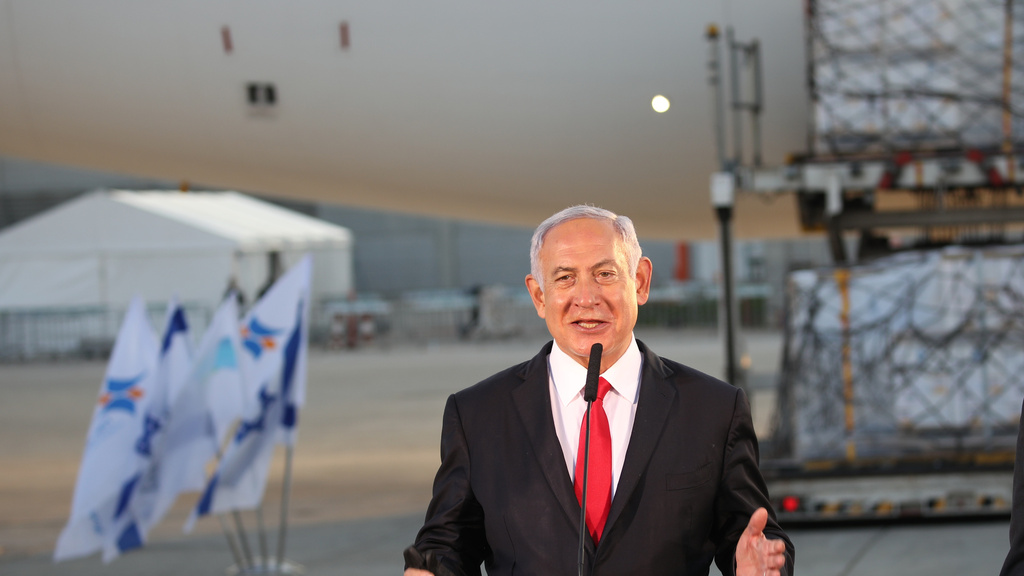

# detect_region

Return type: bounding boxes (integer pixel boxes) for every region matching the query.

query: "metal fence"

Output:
[0,283,773,362]
[0,303,215,362]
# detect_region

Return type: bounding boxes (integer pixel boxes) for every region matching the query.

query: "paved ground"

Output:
[0,329,1012,575]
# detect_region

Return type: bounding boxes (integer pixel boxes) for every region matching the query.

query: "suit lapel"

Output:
[510,342,583,533]
[603,341,676,539]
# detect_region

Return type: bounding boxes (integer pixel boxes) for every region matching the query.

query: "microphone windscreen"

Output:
[583,343,602,402]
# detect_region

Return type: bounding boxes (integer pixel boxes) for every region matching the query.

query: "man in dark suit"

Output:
[405,205,794,576]
[1000,397,1024,576]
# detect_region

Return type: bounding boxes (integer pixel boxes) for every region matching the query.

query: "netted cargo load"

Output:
[775,245,1024,461]
[810,0,1024,155]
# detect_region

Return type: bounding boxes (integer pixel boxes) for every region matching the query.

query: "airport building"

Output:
[0,155,831,358]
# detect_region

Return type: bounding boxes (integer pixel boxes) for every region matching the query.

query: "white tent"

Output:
[0,190,353,310]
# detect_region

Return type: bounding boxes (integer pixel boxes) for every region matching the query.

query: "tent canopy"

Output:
[0,190,353,309]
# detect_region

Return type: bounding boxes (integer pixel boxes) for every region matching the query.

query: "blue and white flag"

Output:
[157,301,194,409]
[144,294,246,535]
[110,299,198,552]
[183,294,247,453]
[54,297,160,563]
[186,256,311,531]
[237,256,312,426]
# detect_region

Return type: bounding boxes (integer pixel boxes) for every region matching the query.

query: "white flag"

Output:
[101,299,194,560]
[54,297,160,563]
[187,294,247,451]
[186,256,311,530]
[238,255,311,420]
[106,299,209,548]
[143,295,247,535]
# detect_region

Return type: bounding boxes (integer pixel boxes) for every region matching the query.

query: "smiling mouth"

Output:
[574,320,605,329]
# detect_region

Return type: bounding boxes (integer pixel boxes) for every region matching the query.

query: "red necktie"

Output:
[574,376,612,544]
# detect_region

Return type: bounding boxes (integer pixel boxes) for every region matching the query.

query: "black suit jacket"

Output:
[412,340,795,576]
[1001,397,1024,576]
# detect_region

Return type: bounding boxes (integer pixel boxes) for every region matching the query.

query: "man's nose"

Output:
[573,278,601,307]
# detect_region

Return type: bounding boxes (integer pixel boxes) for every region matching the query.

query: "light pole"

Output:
[711,172,741,390]
[706,23,748,391]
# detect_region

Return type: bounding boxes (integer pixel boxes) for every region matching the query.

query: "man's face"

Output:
[525,218,652,371]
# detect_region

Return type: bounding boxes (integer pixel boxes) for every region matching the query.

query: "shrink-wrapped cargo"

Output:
[779,246,1024,460]
[809,0,1024,155]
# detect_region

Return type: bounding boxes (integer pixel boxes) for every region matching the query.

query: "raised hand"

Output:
[735,507,787,576]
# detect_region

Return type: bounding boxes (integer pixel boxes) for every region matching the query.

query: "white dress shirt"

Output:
[547,335,642,498]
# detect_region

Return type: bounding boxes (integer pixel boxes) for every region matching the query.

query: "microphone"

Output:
[578,342,602,576]
[583,342,602,403]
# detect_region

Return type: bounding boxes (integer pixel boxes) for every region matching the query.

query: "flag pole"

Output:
[232,510,256,570]
[218,514,248,571]
[275,444,295,571]
[256,506,270,569]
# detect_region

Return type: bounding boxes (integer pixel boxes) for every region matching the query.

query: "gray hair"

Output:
[529,205,642,292]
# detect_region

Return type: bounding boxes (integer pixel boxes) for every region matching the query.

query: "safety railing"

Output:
[0,283,774,362]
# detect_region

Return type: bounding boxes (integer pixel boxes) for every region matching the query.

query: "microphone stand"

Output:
[577,400,593,576]
[577,343,602,576]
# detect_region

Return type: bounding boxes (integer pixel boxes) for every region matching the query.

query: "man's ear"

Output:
[635,257,653,306]
[525,275,547,318]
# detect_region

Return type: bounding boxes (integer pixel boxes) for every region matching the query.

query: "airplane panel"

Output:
[0,0,809,239]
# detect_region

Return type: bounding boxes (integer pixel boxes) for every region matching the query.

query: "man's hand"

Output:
[735,507,787,576]
[404,570,433,576]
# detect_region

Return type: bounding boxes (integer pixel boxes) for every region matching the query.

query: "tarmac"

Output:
[0,329,1013,575]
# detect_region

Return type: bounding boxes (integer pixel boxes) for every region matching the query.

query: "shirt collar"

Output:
[550,336,642,407]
